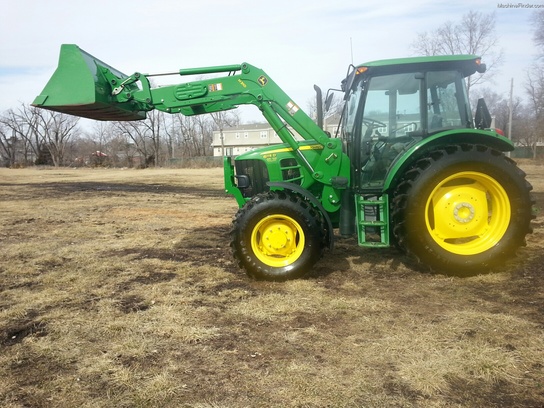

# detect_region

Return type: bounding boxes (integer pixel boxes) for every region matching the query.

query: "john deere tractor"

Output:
[33,44,534,280]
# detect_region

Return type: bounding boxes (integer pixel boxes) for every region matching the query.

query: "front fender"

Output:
[384,129,514,191]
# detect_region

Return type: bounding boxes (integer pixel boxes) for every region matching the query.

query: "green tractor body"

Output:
[33,45,534,280]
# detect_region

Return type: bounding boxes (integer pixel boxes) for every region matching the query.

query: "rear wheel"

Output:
[392,144,533,275]
[231,190,324,281]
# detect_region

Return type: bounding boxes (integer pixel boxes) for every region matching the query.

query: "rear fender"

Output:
[384,129,515,191]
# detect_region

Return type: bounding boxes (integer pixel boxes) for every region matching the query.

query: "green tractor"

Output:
[34,44,534,280]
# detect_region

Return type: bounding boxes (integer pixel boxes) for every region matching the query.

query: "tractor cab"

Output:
[342,55,486,191]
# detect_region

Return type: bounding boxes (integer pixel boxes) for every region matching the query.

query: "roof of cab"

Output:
[356,54,483,77]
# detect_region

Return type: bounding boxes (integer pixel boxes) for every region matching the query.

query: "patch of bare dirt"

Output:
[1,167,543,408]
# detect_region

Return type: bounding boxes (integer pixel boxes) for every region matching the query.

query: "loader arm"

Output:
[33,44,347,186]
[113,62,339,175]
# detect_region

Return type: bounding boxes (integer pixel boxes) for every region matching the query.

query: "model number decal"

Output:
[261,153,278,162]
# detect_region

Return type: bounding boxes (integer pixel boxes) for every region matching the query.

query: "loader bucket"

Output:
[32,44,146,121]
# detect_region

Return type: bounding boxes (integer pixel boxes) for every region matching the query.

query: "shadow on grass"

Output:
[0,181,227,200]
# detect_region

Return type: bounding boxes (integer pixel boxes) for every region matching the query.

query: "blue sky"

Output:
[0,0,540,124]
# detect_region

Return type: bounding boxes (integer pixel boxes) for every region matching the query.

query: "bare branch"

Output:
[411,10,503,93]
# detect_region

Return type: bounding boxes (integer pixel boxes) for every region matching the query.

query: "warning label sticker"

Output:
[208,83,223,92]
[286,101,299,115]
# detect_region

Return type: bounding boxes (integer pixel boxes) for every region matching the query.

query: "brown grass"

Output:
[0,165,543,407]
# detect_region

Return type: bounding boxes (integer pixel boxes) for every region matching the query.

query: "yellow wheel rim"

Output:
[425,171,511,255]
[251,214,305,267]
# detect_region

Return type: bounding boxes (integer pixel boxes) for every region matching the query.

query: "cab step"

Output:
[356,194,390,248]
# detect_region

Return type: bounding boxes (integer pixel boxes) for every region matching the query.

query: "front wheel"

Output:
[231,190,325,281]
[392,144,533,275]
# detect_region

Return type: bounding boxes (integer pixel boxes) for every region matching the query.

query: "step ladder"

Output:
[356,194,390,247]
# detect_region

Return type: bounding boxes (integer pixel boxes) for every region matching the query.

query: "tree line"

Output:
[0,104,239,168]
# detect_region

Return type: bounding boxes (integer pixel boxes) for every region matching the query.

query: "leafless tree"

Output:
[70,121,116,166]
[1,105,40,165]
[210,111,240,157]
[0,102,239,167]
[411,10,503,94]
[0,122,15,167]
[531,10,544,58]
[1,104,79,167]
[107,133,138,167]
[179,115,212,157]
[524,64,544,158]
[114,110,162,167]
[160,113,177,162]
[88,121,114,154]
[27,107,79,167]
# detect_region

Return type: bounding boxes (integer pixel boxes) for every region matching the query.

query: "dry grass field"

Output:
[1,163,543,408]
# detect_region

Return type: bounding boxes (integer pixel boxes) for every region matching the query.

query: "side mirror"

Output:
[476,63,487,74]
[325,92,334,112]
[474,98,492,129]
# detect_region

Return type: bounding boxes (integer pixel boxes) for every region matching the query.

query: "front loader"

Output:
[33,44,534,280]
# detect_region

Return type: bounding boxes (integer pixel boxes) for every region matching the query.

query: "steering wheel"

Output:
[362,117,387,138]
[362,117,387,129]
[390,122,418,135]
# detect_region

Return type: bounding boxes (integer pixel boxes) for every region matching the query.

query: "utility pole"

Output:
[508,78,513,141]
[350,37,354,65]
[9,130,17,167]
[507,78,514,158]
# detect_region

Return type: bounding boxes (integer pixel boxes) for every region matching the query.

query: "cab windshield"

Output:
[342,69,472,189]
[343,69,472,141]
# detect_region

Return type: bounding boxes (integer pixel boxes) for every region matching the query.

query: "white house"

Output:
[212,119,340,157]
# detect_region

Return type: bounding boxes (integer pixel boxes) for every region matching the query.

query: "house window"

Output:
[235,132,241,139]
[260,131,268,139]
[244,132,249,138]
